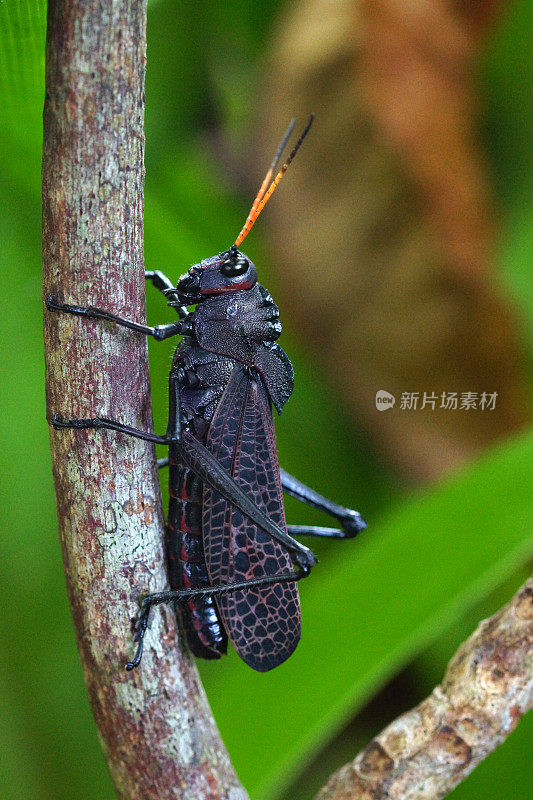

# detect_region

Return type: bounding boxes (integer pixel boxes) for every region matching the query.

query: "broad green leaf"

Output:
[199,430,533,798]
[0,0,45,141]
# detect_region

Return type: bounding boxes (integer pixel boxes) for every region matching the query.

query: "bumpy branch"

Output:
[316,578,533,800]
[42,2,248,799]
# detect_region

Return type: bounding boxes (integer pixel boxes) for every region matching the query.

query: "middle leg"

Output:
[281,468,366,536]
[159,460,367,537]
[51,371,317,570]
[287,524,362,540]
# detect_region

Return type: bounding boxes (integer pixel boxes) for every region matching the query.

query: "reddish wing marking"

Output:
[203,365,301,672]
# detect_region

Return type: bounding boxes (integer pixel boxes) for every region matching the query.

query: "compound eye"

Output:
[221,252,248,277]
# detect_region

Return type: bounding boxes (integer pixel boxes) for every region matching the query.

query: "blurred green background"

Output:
[0,1,532,799]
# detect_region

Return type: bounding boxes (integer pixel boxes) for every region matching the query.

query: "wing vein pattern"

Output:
[203,364,301,671]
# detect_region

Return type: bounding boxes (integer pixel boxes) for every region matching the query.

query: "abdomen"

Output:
[166,339,235,660]
[167,456,227,659]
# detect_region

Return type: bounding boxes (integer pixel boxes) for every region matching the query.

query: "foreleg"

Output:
[145,270,189,319]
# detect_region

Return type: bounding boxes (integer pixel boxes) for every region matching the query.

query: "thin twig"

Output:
[42,2,248,798]
[316,577,533,800]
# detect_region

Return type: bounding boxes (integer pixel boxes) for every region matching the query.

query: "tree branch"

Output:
[316,578,533,800]
[42,2,248,798]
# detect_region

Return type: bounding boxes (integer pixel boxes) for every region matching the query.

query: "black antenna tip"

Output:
[304,112,315,134]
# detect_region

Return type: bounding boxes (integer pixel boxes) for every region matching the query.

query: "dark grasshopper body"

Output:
[47,117,367,673]
[166,252,301,670]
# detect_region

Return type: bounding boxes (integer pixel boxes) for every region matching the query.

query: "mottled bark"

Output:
[42,2,248,799]
[316,578,533,800]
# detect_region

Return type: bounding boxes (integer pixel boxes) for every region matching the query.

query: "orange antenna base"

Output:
[234,114,314,248]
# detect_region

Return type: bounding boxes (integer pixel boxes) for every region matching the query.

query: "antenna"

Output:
[234,114,314,247]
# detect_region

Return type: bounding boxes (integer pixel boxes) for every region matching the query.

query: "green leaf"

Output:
[199,429,533,798]
[0,0,46,134]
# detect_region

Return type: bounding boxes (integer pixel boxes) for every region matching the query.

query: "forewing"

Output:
[203,365,301,671]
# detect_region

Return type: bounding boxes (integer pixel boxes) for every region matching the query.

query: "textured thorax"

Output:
[171,338,235,441]
[189,284,294,414]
